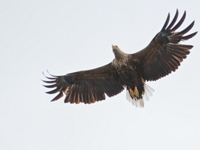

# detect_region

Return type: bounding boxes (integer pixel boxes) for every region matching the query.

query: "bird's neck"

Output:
[113,48,127,60]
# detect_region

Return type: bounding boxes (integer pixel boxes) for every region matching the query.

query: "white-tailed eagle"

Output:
[43,10,197,107]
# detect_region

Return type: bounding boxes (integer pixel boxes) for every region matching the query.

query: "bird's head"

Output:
[112,45,119,50]
[112,44,126,60]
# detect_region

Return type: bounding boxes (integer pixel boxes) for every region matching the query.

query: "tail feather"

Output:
[143,84,154,99]
[126,83,154,107]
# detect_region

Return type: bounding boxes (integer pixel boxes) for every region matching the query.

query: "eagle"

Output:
[43,10,197,107]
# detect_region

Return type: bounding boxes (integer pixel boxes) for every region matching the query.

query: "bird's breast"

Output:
[112,56,128,68]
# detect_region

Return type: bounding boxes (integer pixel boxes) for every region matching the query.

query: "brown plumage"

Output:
[43,10,197,107]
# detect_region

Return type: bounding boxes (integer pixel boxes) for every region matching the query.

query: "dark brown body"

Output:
[112,48,145,99]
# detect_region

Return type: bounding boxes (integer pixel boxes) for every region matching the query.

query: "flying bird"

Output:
[43,10,197,107]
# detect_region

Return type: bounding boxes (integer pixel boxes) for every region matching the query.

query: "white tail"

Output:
[126,83,154,107]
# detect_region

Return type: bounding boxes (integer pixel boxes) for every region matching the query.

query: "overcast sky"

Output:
[0,0,200,150]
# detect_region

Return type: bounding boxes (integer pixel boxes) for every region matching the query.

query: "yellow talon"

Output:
[129,87,139,98]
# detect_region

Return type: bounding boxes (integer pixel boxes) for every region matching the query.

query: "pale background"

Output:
[0,0,200,150]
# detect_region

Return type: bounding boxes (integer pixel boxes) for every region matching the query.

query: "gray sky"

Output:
[0,0,200,150]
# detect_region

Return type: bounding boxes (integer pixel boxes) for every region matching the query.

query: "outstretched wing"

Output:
[133,10,197,81]
[43,63,124,104]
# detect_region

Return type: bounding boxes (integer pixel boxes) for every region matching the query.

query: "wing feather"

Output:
[171,11,186,31]
[161,13,170,31]
[43,63,124,104]
[133,10,197,81]
[166,9,178,30]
